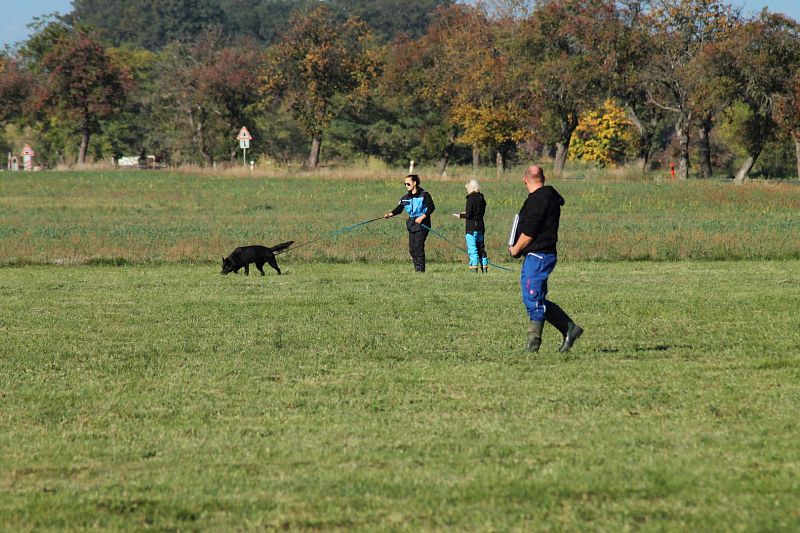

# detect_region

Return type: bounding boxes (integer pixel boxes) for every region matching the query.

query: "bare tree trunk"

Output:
[308,135,321,169]
[472,145,481,169]
[698,120,713,178]
[496,149,505,177]
[675,116,690,180]
[734,152,760,184]
[78,129,90,165]
[625,105,648,173]
[437,128,456,176]
[553,116,578,178]
[201,143,213,167]
[553,142,569,177]
[191,108,213,167]
[795,136,800,181]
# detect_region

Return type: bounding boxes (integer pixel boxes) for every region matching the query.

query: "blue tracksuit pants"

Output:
[465,231,488,268]
[520,252,557,323]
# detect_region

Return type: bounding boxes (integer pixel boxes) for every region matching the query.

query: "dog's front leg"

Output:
[244,264,249,276]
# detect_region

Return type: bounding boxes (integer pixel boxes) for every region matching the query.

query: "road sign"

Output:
[22,144,34,157]
[237,127,252,141]
[239,139,250,150]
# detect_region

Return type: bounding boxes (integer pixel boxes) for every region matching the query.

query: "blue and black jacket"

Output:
[391,187,435,232]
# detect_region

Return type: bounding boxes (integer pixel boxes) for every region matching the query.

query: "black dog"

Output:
[221,242,293,276]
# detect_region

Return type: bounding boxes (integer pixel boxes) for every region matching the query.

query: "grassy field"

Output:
[1,170,799,530]
[1,261,799,530]
[0,170,799,265]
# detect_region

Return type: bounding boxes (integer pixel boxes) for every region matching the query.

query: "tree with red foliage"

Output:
[641,0,735,180]
[723,12,800,183]
[0,56,33,124]
[37,29,130,165]
[207,43,262,163]
[776,73,800,180]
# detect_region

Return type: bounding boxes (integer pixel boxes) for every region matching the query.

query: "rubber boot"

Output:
[526,320,544,352]
[558,322,584,353]
[544,302,571,337]
[545,302,583,352]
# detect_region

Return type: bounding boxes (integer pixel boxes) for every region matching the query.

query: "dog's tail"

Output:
[271,241,295,254]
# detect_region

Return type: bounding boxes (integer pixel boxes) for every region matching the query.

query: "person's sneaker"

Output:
[558,323,584,353]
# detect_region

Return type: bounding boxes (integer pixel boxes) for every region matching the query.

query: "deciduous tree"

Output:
[0,56,33,124]
[520,0,622,177]
[36,29,131,164]
[642,0,736,179]
[775,73,800,180]
[723,12,800,183]
[263,6,378,169]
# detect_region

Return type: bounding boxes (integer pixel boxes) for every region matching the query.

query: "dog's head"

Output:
[220,256,235,275]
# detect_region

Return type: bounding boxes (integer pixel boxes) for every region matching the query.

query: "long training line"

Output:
[275,216,388,255]
[420,223,515,272]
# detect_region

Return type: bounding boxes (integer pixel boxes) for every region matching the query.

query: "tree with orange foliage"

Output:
[440,5,531,175]
[568,100,638,167]
[519,0,623,177]
[263,6,378,169]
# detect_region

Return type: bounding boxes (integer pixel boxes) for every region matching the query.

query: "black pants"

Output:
[408,229,429,272]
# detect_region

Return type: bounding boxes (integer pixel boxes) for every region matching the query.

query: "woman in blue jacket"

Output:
[384,174,435,272]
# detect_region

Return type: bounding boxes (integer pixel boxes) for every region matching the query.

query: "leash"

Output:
[420,222,515,272]
[275,216,515,273]
[275,216,388,255]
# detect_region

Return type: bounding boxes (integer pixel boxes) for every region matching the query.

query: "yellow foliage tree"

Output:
[568,99,638,167]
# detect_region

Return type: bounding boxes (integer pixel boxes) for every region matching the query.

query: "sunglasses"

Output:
[404,182,414,186]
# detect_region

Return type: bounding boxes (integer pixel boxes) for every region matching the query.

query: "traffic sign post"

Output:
[237,127,252,166]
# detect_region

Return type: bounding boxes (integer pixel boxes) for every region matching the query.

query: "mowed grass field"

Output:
[1,171,800,530]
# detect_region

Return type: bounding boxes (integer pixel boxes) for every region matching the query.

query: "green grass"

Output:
[1,170,799,264]
[1,261,799,531]
[2,170,799,530]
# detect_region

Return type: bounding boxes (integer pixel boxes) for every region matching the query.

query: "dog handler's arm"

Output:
[509,233,533,258]
[385,202,404,218]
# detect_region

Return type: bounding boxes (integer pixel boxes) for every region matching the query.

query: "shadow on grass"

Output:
[597,344,695,354]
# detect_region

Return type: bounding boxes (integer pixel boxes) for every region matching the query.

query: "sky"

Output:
[2,0,800,48]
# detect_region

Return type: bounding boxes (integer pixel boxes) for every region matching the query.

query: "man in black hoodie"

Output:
[508,165,583,353]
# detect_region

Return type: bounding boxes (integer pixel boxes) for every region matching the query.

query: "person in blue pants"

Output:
[508,165,583,353]
[453,179,488,273]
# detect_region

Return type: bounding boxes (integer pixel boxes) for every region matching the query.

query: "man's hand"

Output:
[452,213,460,218]
[509,233,533,258]
[414,216,425,225]
[383,212,393,218]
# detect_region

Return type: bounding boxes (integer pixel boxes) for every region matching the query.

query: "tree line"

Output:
[1,0,799,181]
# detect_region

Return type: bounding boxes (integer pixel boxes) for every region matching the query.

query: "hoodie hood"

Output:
[534,185,565,206]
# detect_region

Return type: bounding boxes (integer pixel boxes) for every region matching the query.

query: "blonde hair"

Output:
[465,179,480,193]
